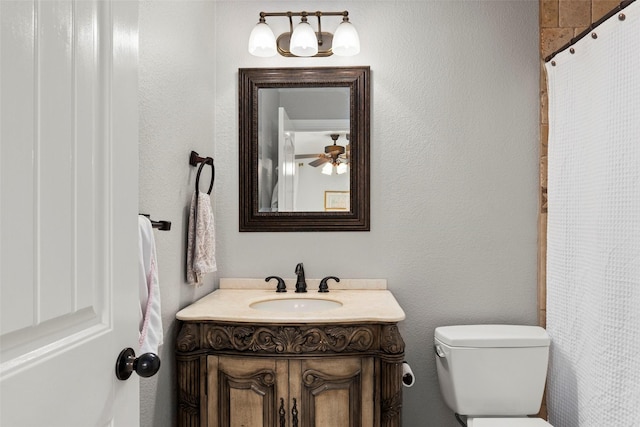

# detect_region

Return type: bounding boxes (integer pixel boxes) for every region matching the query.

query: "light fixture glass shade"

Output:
[336,162,348,174]
[248,22,277,57]
[321,162,333,175]
[290,21,318,57]
[332,21,360,56]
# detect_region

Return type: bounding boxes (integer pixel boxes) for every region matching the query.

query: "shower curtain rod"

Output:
[545,0,635,62]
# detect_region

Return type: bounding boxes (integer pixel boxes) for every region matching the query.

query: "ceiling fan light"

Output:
[336,163,348,174]
[321,162,333,175]
[332,20,360,56]
[248,21,277,57]
[290,19,318,57]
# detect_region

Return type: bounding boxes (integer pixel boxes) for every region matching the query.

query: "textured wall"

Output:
[138,1,540,426]
[138,1,217,425]
[215,2,539,426]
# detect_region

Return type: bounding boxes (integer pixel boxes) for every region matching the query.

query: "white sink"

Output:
[250,298,343,312]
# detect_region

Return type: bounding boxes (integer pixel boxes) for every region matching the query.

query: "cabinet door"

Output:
[208,356,289,427]
[293,357,375,427]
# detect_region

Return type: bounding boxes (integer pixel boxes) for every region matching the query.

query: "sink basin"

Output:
[250,298,343,312]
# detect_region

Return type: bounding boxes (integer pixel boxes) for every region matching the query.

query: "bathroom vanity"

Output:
[175,279,405,427]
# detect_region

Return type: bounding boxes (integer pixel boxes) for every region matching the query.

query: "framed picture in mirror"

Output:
[324,191,350,212]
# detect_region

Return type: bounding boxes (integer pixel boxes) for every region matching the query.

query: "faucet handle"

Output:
[265,276,286,292]
[319,276,340,293]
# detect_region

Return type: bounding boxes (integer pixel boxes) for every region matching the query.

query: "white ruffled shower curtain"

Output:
[545,2,640,425]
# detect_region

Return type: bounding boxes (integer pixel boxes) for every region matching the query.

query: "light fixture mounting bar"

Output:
[259,11,349,19]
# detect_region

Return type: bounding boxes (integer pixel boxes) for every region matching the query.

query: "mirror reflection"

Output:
[258,87,350,212]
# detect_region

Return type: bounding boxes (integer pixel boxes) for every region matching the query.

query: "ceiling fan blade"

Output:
[309,157,330,167]
[295,154,322,159]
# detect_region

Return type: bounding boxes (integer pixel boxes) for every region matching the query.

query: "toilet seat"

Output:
[468,418,552,427]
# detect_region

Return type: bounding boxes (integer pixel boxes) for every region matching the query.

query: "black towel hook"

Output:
[190,151,215,195]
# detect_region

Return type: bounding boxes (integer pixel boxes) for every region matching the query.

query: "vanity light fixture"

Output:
[248,11,360,58]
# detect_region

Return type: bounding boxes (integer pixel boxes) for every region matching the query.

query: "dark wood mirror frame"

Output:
[239,66,370,232]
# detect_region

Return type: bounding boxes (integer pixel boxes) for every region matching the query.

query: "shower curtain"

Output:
[545,2,640,426]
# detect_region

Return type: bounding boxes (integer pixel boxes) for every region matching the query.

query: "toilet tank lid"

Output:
[435,325,550,348]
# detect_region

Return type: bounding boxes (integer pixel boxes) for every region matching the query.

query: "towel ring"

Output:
[195,157,215,195]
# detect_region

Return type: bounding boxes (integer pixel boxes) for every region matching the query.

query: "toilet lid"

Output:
[468,418,553,427]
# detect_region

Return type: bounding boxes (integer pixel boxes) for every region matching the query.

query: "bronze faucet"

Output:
[295,263,307,293]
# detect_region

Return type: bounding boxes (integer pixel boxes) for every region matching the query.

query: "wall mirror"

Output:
[239,66,370,231]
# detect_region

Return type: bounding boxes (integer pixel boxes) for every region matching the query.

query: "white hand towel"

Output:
[186,191,217,285]
[138,215,163,355]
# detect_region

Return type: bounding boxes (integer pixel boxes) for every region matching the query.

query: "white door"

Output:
[1,1,140,425]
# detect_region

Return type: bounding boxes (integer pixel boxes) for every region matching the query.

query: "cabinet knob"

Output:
[292,397,299,427]
[279,397,286,427]
[115,347,161,380]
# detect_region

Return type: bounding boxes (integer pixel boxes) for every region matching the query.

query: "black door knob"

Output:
[115,347,161,380]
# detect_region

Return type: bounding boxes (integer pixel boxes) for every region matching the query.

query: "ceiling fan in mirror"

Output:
[295,133,349,175]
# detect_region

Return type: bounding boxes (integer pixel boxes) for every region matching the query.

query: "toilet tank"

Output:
[434,325,550,417]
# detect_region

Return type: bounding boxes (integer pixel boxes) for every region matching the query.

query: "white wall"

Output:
[138,1,217,425]
[138,1,539,426]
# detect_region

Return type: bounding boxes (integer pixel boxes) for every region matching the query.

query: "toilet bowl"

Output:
[434,325,552,427]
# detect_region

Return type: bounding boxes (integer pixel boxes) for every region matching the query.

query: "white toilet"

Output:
[434,324,552,427]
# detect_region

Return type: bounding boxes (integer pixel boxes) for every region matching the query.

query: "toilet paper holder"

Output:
[402,361,415,387]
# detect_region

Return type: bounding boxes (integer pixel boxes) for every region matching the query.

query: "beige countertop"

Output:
[176,279,405,324]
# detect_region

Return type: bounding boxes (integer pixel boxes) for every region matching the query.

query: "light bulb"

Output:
[336,163,348,174]
[290,19,318,57]
[248,21,277,57]
[332,20,360,56]
[321,162,333,175]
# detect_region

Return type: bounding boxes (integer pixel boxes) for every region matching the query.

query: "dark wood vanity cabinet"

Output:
[176,321,405,427]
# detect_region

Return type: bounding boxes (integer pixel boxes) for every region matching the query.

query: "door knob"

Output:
[115,347,161,380]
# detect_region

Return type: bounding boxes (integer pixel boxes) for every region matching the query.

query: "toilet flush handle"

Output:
[434,345,446,358]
